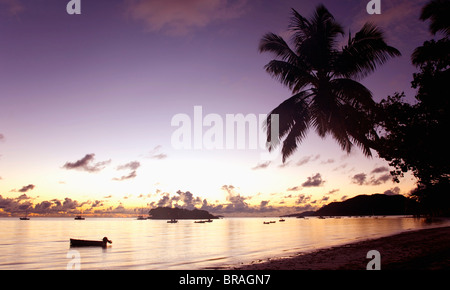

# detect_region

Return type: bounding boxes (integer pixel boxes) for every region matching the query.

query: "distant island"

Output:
[285,194,420,217]
[148,207,219,220]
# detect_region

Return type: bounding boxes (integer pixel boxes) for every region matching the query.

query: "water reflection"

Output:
[0,216,447,269]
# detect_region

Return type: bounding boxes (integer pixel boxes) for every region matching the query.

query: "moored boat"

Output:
[167,219,178,223]
[70,237,112,248]
[74,215,85,220]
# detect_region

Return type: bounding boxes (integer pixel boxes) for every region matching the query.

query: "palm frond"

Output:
[334,22,401,79]
[258,33,299,65]
[264,92,311,155]
[264,60,316,93]
[330,78,374,109]
[420,0,450,36]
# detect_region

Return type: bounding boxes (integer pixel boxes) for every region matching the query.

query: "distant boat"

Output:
[194,219,213,223]
[167,219,178,223]
[74,215,85,220]
[279,218,285,222]
[70,237,112,248]
[263,221,270,224]
[270,221,276,223]
[20,211,30,220]
[318,216,325,219]
[136,216,147,220]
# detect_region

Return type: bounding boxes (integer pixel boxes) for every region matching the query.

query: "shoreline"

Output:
[225,225,450,270]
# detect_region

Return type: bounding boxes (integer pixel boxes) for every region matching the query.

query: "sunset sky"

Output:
[0,0,433,216]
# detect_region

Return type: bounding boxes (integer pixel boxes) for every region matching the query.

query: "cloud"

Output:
[351,172,392,186]
[320,159,335,165]
[0,133,4,142]
[18,184,35,193]
[296,155,320,166]
[0,195,94,216]
[370,173,392,185]
[351,173,367,185]
[287,186,301,192]
[0,194,33,214]
[125,0,248,35]
[296,194,312,204]
[0,0,24,16]
[113,161,141,181]
[251,161,271,170]
[147,146,168,160]
[301,173,325,187]
[384,186,401,196]
[63,154,111,173]
[117,161,140,171]
[371,166,389,174]
[327,189,340,195]
[113,170,137,181]
[221,184,235,194]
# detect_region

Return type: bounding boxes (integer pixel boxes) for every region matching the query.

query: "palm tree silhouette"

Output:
[260,5,401,162]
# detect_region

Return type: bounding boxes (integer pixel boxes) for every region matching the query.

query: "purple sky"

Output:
[0,0,432,216]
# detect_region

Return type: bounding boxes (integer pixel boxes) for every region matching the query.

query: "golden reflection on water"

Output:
[0,216,446,269]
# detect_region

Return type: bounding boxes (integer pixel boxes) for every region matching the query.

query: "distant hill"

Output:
[287,194,419,217]
[148,207,219,220]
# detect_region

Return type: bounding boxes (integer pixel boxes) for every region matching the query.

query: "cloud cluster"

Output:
[147,146,168,160]
[125,0,248,35]
[113,161,141,181]
[18,184,35,193]
[301,173,325,187]
[251,161,271,170]
[63,154,111,173]
[0,195,92,216]
[0,0,24,16]
[296,154,321,166]
[351,166,392,186]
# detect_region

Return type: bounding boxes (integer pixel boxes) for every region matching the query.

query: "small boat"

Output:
[20,211,30,220]
[136,215,147,220]
[74,215,85,220]
[279,218,285,222]
[270,221,276,223]
[194,220,206,223]
[206,219,213,223]
[167,219,178,223]
[70,237,112,248]
[263,221,270,224]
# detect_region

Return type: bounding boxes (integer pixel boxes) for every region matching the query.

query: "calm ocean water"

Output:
[0,216,448,270]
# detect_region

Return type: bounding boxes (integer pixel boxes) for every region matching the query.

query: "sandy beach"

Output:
[230,226,450,270]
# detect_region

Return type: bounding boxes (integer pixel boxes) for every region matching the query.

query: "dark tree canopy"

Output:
[375,0,450,216]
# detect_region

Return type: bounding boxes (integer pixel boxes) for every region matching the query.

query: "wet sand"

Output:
[230,226,450,270]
